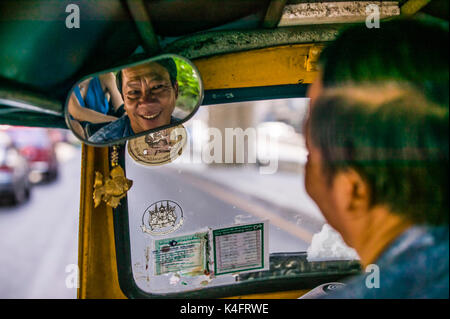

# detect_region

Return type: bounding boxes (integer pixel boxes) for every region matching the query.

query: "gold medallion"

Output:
[127,125,187,166]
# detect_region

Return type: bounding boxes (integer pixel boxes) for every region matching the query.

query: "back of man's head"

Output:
[309,83,449,225]
[319,19,449,106]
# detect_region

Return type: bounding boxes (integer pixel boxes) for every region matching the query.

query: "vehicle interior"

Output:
[0,0,447,299]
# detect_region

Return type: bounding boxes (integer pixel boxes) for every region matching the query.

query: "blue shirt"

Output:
[88,115,133,143]
[324,226,449,299]
[74,77,109,115]
[88,115,181,144]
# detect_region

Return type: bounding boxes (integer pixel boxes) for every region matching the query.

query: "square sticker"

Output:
[212,222,269,275]
[153,232,208,276]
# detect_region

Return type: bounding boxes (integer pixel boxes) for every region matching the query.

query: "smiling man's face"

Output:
[122,62,178,134]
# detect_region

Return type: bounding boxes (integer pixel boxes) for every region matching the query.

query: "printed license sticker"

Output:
[153,232,208,276]
[212,221,269,275]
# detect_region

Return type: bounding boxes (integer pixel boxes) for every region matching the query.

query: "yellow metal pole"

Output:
[401,0,432,16]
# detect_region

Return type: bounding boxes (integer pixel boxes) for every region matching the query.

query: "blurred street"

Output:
[0,142,81,299]
[165,163,325,251]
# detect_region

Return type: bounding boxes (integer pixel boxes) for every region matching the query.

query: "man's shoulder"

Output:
[325,226,449,299]
[88,116,130,143]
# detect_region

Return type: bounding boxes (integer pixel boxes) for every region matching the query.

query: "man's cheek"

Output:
[305,161,324,203]
[124,100,133,111]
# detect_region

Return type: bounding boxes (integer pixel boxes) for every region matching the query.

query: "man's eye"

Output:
[151,84,170,92]
[152,85,164,91]
[127,91,140,98]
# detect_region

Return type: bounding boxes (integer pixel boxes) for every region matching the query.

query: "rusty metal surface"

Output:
[279,1,400,26]
[163,24,340,59]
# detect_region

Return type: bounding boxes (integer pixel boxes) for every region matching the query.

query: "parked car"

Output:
[5,127,59,183]
[0,132,31,205]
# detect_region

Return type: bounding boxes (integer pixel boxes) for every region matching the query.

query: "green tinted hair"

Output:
[319,19,449,106]
[310,84,449,225]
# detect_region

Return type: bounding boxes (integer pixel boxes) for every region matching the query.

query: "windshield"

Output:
[125,98,356,294]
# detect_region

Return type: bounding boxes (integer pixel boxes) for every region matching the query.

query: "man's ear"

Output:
[332,169,371,219]
[173,81,179,99]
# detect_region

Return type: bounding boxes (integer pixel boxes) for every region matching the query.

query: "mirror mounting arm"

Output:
[125,0,161,56]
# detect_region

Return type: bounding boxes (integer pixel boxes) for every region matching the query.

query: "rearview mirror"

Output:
[64,54,203,146]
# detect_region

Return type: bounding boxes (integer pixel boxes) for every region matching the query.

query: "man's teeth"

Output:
[142,113,159,119]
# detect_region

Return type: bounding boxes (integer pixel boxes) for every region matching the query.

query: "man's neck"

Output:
[349,207,412,268]
[124,115,136,137]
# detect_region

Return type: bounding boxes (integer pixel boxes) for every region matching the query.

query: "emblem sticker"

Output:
[141,200,184,236]
[128,125,187,166]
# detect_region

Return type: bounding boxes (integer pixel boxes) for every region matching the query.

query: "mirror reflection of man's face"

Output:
[122,62,178,134]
